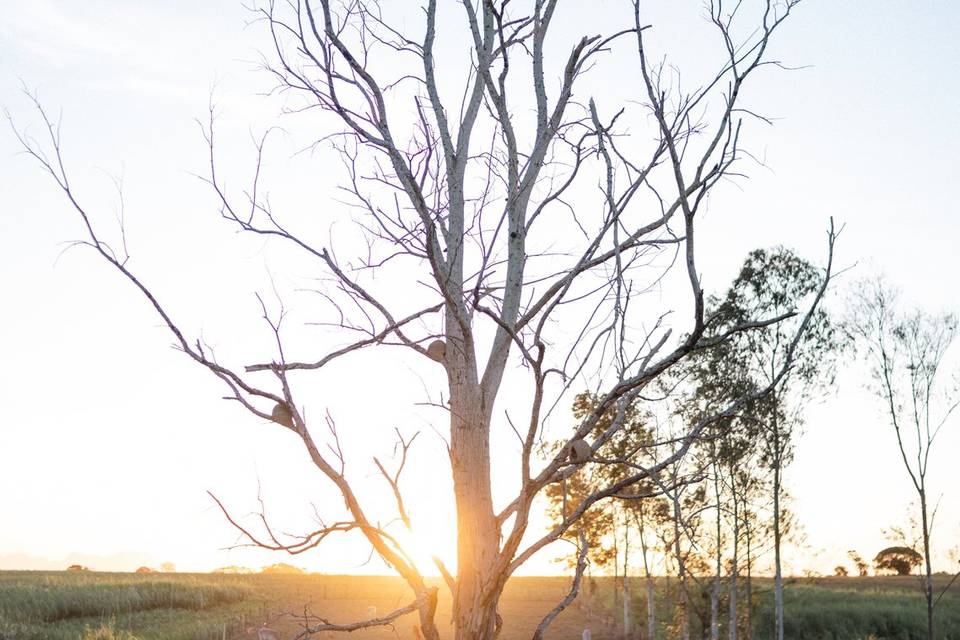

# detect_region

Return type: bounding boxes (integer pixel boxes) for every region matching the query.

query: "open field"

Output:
[0,572,957,640]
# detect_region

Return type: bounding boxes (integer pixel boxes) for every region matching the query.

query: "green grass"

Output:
[0,572,249,623]
[0,572,253,640]
[751,582,960,640]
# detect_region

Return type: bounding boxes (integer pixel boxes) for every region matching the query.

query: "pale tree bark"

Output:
[745,511,754,640]
[613,528,620,631]
[11,1,825,639]
[670,483,691,640]
[771,402,785,640]
[634,506,656,640]
[728,464,741,640]
[711,449,722,640]
[623,517,631,639]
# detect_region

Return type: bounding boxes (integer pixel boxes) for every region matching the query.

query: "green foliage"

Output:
[716,247,838,417]
[674,246,838,476]
[718,247,836,367]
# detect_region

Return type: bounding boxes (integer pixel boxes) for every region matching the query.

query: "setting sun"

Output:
[394,526,457,577]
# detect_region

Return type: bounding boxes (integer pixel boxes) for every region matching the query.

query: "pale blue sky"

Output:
[1,0,959,575]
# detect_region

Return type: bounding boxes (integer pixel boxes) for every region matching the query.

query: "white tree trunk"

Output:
[728,473,740,640]
[623,520,631,639]
[711,456,721,640]
[673,497,690,640]
[773,458,784,640]
[745,514,753,640]
[637,509,656,640]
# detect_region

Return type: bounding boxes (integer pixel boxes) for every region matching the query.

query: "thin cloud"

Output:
[0,0,221,100]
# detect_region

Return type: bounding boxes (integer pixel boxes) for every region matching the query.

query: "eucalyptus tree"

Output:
[11,1,831,638]
[668,249,828,640]
[672,295,758,640]
[708,247,840,640]
[848,279,958,640]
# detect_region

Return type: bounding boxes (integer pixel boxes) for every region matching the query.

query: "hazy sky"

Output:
[2,0,960,577]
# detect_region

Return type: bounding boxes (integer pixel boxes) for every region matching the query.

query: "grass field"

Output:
[752,577,960,640]
[0,572,956,640]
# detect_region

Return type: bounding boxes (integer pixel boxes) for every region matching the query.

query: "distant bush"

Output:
[260,563,305,575]
[212,566,253,574]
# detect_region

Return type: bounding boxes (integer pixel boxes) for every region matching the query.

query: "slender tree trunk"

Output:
[771,408,784,640]
[920,488,935,640]
[745,514,753,640]
[711,456,721,640]
[624,516,632,639]
[614,527,620,630]
[772,461,784,640]
[647,575,656,640]
[637,508,656,640]
[672,496,691,640]
[728,470,739,640]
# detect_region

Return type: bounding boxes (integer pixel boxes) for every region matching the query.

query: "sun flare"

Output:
[394,524,457,577]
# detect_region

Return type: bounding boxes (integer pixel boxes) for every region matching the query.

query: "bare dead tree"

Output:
[847,278,959,640]
[10,1,833,638]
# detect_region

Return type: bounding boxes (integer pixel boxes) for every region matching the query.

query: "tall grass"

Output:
[752,584,960,640]
[0,572,248,623]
